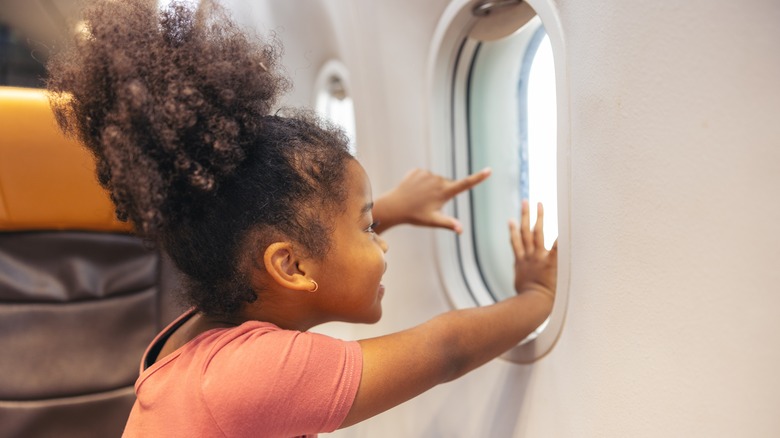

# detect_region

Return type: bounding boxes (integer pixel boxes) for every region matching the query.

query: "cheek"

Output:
[369,243,386,277]
[371,252,386,282]
[351,248,385,290]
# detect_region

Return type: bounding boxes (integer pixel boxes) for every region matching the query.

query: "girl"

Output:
[46,1,557,436]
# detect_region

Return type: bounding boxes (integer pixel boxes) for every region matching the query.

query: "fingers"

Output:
[548,238,559,269]
[509,219,524,258]
[515,200,548,255]
[445,167,491,197]
[533,202,545,251]
[520,199,534,254]
[429,211,463,234]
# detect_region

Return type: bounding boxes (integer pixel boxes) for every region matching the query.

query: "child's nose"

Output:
[378,235,389,253]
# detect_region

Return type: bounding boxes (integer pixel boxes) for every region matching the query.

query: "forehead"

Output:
[345,159,372,203]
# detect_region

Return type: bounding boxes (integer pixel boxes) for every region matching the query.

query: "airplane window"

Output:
[469,21,557,304]
[314,60,357,155]
[430,0,570,363]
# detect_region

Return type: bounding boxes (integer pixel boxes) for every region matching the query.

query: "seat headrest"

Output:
[0,86,131,232]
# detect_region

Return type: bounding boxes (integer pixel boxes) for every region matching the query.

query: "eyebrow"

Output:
[360,202,374,217]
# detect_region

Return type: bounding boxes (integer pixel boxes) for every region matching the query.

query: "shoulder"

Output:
[200,322,362,386]
[198,323,363,435]
[202,321,360,360]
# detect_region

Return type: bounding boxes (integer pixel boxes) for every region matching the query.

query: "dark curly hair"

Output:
[46,0,352,317]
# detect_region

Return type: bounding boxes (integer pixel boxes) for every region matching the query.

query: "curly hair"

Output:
[46,0,352,317]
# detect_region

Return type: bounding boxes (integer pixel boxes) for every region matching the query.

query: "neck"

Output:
[236,296,323,332]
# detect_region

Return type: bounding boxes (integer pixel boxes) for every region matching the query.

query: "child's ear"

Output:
[262,242,314,292]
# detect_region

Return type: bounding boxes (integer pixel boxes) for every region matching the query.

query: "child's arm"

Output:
[371,168,491,234]
[340,200,557,428]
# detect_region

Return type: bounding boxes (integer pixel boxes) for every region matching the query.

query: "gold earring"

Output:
[308,280,319,292]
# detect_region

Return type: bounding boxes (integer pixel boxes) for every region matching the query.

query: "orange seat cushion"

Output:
[0,86,131,232]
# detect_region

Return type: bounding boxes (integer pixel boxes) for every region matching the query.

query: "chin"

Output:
[361,307,383,325]
[367,311,383,324]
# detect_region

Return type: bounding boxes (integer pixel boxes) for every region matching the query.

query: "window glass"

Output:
[526,32,558,249]
[468,19,558,303]
[314,60,357,155]
[315,75,357,155]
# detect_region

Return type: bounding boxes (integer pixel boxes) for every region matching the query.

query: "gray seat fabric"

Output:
[0,232,182,438]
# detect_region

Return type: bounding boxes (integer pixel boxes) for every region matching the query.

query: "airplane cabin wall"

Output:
[223,1,780,436]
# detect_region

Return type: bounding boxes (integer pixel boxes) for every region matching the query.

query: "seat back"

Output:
[0,86,182,437]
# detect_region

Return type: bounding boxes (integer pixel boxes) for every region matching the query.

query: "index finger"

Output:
[445,167,492,197]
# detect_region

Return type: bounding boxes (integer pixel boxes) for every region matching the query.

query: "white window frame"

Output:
[428,0,571,363]
[314,59,357,155]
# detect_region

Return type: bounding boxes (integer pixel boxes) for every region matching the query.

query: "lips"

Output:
[378,284,385,298]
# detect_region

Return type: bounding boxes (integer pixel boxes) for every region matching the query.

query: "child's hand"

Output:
[509,200,558,301]
[348,199,556,427]
[372,168,491,234]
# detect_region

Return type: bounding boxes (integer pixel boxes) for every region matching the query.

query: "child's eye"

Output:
[366,221,380,233]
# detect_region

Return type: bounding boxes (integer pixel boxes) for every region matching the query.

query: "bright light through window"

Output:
[527,34,557,249]
[316,79,357,155]
[314,61,357,155]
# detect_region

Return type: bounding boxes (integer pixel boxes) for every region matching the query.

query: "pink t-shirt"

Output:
[123,310,363,438]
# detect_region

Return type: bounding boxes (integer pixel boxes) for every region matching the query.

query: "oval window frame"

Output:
[428,0,571,363]
[313,59,357,155]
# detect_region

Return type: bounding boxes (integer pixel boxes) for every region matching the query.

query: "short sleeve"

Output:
[200,325,362,437]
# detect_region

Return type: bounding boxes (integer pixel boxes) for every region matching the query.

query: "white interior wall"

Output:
[558,1,780,436]
[223,1,780,436]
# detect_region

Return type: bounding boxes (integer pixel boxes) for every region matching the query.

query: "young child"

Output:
[46,1,558,436]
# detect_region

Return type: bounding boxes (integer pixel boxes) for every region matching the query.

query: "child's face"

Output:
[311,159,389,324]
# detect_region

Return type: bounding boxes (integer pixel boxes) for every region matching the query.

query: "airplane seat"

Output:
[0,86,183,438]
